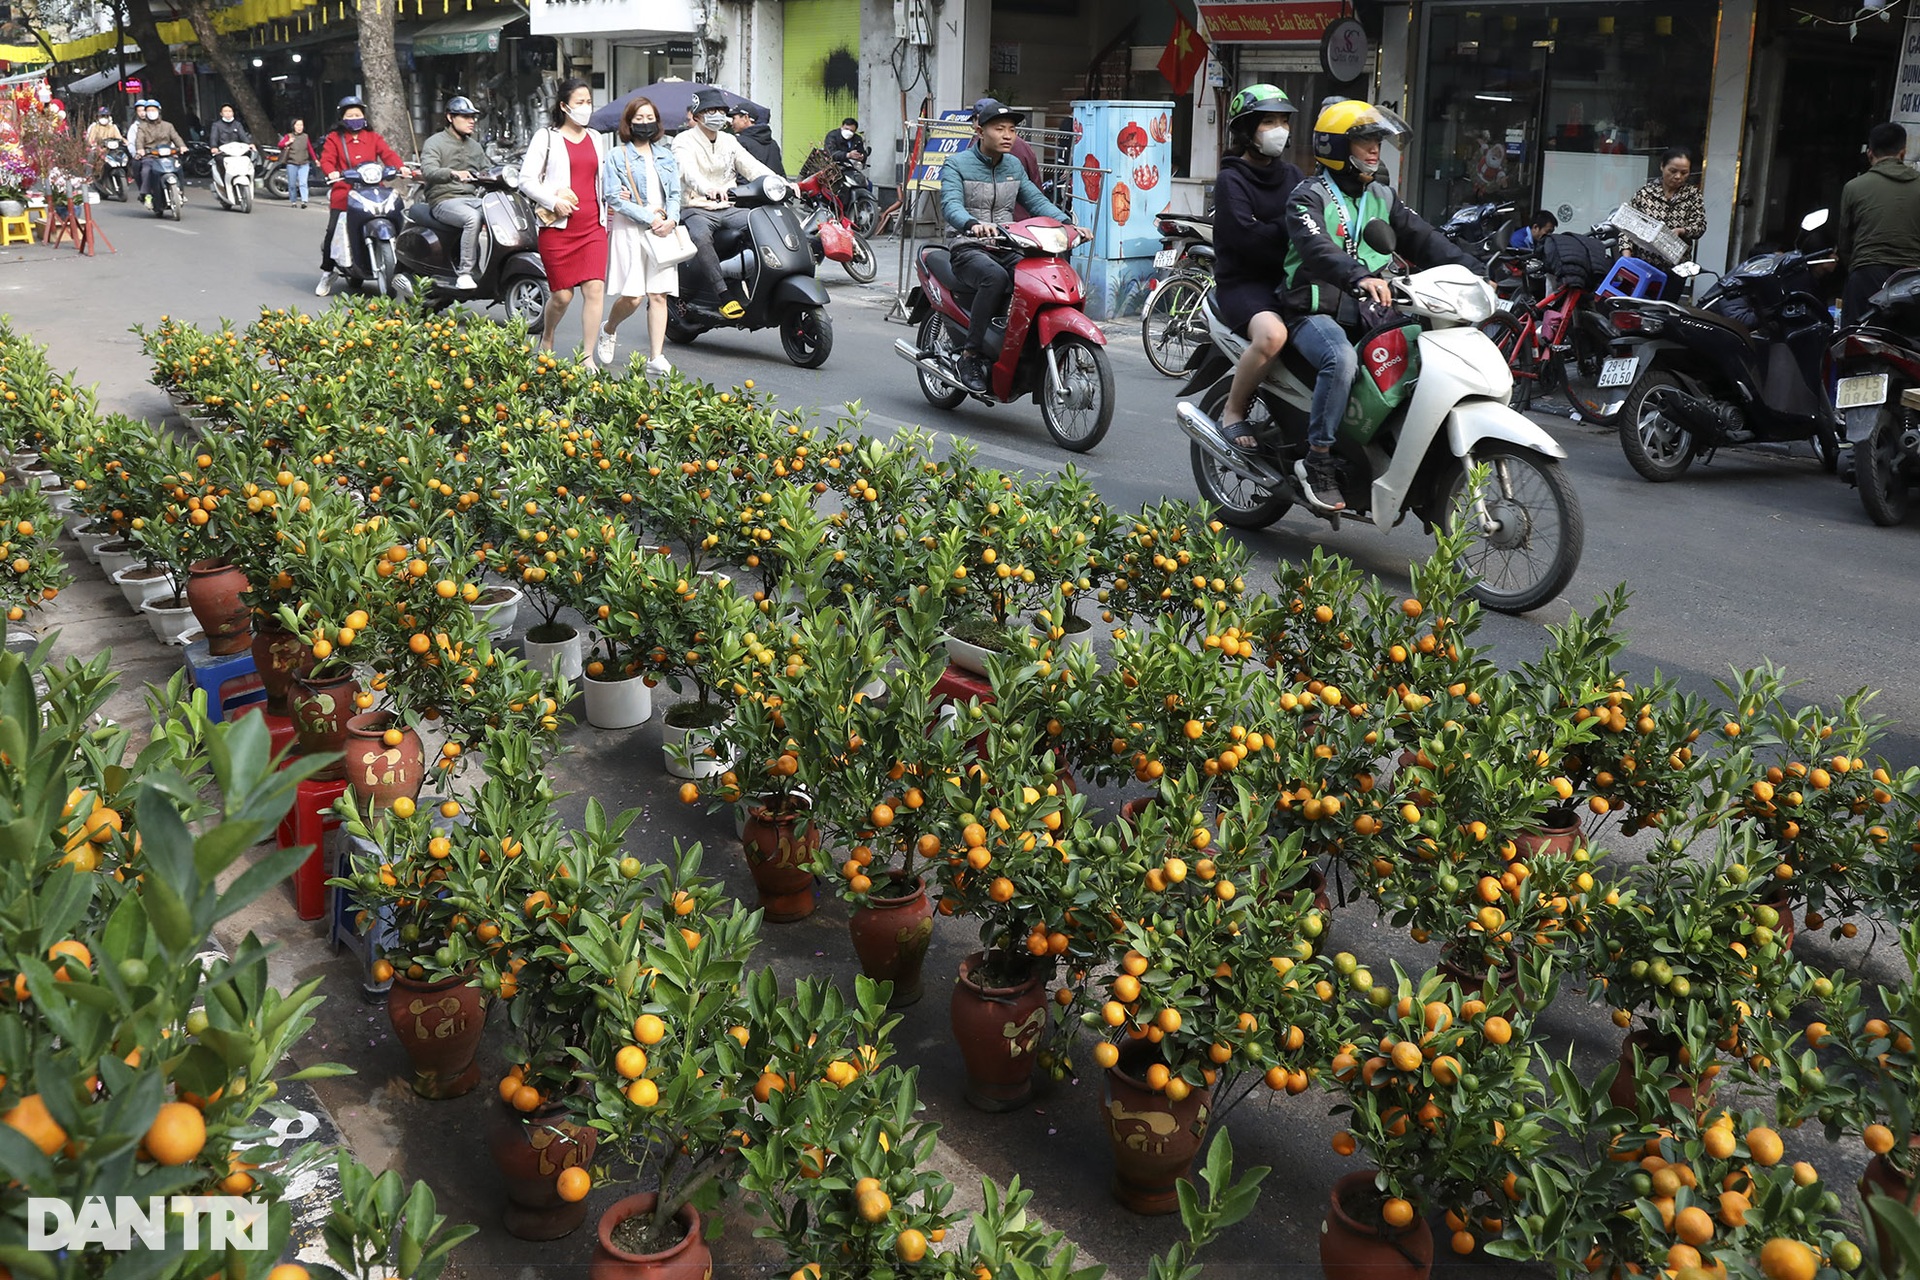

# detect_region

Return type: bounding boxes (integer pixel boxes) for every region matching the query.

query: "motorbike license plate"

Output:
[1153,248,1179,269]
[1597,356,1640,389]
[1835,373,1889,410]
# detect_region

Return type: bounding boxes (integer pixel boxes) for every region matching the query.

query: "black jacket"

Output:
[734,123,785,175]
[208,118,252,148]
[1212,154,1306,287]
[824,129,867,166]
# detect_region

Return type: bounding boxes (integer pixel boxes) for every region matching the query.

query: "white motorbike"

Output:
[1175,220,1583,614]
[211,141,256,214]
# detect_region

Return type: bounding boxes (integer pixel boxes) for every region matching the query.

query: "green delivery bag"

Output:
[1339,321,1422,445]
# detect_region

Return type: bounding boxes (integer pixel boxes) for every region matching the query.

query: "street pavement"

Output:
[3,194,1915,1278]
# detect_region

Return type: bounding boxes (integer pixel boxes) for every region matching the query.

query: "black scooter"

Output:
[1599,209,1840,482]
[394,165,550,322]
[665,175,833,369]
[1831,267,1920,525]
[1440,199,1519,263]
[97,139,129,202]
[327,162,408,297]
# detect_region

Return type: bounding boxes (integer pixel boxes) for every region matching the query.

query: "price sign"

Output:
[908,110,975,192]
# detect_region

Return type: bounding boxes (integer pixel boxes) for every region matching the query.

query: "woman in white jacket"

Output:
[518,78,611,367]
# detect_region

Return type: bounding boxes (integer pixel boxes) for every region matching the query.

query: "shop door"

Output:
[1411,9,1548,225]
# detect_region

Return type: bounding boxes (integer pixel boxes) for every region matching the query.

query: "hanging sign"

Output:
[1892,14,1920,138]
[1321,15,1368,81]
[1197,1,1340,44]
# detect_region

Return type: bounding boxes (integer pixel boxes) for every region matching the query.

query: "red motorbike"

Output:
[893,219,1114,453]
[796,168,879,284]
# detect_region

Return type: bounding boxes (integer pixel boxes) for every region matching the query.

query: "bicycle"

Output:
[1141,268,1213,377]
[1478,248,1612,414]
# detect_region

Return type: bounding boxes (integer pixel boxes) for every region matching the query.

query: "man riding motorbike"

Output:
[671,87,775,325]
[418,96,492,291]
[85,108,122,181]
[131,100,185,209]
[937,97,1086,393]
[1281,98,1477,511]
[207,103,252,192]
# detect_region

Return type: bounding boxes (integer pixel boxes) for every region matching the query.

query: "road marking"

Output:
[156,225,198,236]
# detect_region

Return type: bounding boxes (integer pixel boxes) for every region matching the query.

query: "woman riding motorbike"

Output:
[316,96,405,296]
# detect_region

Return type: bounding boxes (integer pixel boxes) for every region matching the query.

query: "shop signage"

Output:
[907,109,974,192]
[1321,15,1368,80]
[1197,0,1341,44]
[1892,14,1920,138]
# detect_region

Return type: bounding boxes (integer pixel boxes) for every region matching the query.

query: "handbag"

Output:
[529,129,572,226]
[619,146,696,267]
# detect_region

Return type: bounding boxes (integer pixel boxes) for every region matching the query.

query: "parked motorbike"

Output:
[1141,210,1216,377]
[326,162,408,296]
[146,144,183,220]
[394,165,550,322]
[796,169,878,284]
[183,139,214,180]
[96,139,129,202]
[834,160,880,235]
[1174,220,1582,615]
[210,141,256,213]
[1440,199,1519,262]
[664,175,834,369]
[894,219,1114,453]
[1831,267,1920,524]
[260,144,288,200]
[1599,209,1839,482]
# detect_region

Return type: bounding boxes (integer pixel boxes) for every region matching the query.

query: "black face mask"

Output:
[630,121,661,143]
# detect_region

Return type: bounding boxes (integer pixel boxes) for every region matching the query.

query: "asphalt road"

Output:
[6,194,1917,1277]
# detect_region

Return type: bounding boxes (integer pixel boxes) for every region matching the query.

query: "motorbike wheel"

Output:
[237,184,252,214]
[849,190,880,236]
[167,194,181,222]
[1141,273,1210,378]
[1039,335,1114,453]
[1478,310,1545,411]
[504,276,549,325]
[664,299,702,345]
[1189,382,1293,528]
[370,241,397,298]
[780,307,833,368]
[265,168,289,200]
[915,313,968,410]
[1562,325,1621,425]
[1855,407,1912,526]
[1617,371,1696,482]
[1438,441,1585,615]
[844,233,879,285]
[1811,424,1841,475]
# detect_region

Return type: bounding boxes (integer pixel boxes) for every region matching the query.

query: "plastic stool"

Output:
[233,704,299,760]
[181,638,266,723]
[0,215,32,246]
[279,777,349,921]
[1597,255,1668,300]
[934,663,995,707]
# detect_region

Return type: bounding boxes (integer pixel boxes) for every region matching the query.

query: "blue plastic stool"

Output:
[1597,255,1668,300]
[181,639,267,723]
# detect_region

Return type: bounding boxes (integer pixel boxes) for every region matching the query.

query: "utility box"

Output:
[1068,99,1175,320]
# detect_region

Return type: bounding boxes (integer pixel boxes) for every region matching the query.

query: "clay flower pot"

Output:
[741,797,819,922]
[590,1192,711,1280]
[1320,1170,1435,1280]
[1514,808,1583,859]
[1606,1028,1701,1115]
[848,872,935,1007]
[488,1100,599,1240]
[950,950,1049,1112]
[290,669,361,779]
[385,970,488,1099]
[251,618,308,715]
[185,557,252,655]
[1101,1039,1212,1215]
[1861,1144,1920,1267]
[344,711,425,810]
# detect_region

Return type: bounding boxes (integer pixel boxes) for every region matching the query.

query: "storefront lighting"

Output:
[292,52,302,61]
[1654,15,1672,34]
[271,74,289,81]
[252,57,264,66]
[1474,93,1514,102]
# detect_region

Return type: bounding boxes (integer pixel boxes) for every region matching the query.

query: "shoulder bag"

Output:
[621,147,696,267]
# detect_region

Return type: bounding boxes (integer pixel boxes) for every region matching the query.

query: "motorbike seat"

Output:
[919,246,976,305]
[409,201,452,231]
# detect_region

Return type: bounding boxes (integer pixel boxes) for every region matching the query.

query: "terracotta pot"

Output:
[488,1101,599,1240]
[848,873,935,1007]
[1764,891,1796,952]
[590,1192,711,1280]
[1436,945,1517,999]
[1320,1170,1435,1280]
[1861,1147,1920,1267]
[950,950,1049,1112]
[185,557,252,655]
[1606,1028,1698,1115]
[1120,796,1154,828]
[344,712,425,810]
[741,798,818,922]
[1514,810,1583,859]
[290,670,360,779]
[1101,1039,1212,1215]
[251,619,308,715]
[385,970,487,1099]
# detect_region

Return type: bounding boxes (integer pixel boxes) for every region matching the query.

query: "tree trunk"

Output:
[178,0,279,146]
[357,0,415,156]
[122,0,188,126]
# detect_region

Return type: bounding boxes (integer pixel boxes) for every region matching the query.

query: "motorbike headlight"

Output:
[1454,278,1495,325]
[761,174,791,203]
[357,161,385,183]
[500,164,520,187]
[1026,225,1071,254]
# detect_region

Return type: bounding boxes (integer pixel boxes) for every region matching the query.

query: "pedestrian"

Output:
[672,87,774,325]
[518,77,611,367]
[419,96,491,290]
[599,95,682,377]
[729,104,784,175]
[1837,122,1920,322]
[315,96,405,296]
[1628,146,1706,295]
[280,117,314,207]
[1509,209,1557,251]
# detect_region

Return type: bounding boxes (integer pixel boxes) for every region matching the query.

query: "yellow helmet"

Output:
[1311,100,1409,177]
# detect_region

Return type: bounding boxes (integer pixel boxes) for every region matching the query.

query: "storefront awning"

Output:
[65,62,143,96]
[409,9,520,55]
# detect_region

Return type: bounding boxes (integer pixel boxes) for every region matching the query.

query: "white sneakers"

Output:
[595,328,618,367]
[645,356,672,378]
[314,272,335,297]
[454,271,478,291]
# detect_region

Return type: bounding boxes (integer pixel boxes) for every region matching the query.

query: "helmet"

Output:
[1311,99,1409,177]
[445,95,477,118]
[1227,83,1293,133]
[336,95,366,116]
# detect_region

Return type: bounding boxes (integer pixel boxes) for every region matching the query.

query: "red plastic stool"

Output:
[234,705,299,761]
[280,777,349,921]
[934,663,995,706]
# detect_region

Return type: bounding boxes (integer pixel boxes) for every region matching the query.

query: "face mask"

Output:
[701,111,728,132]
[630,120,661,142]
[842,128,855,139]
[1256,125,1290,157]
[343,118,367,131]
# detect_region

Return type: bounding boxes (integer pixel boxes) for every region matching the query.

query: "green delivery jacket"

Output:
[1281,170,1476,320]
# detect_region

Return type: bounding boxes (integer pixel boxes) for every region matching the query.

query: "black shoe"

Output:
[957,353,991,394]
[1296,454,1347,511]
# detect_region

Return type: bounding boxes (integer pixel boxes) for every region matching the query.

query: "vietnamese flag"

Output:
[1158,7,1208,94]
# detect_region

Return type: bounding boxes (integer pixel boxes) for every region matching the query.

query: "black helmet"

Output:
[445,95,478,118]
[336,95,366,116]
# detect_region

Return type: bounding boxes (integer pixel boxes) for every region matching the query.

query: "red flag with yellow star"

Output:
[1157,7,1208,94]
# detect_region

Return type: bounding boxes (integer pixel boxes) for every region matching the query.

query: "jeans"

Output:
[679,206,752,306]
[432,196,485,272]
[1288,314,1360,451]
[134,158,156,198]
[952,240,1018,354]
[288,163,309,204]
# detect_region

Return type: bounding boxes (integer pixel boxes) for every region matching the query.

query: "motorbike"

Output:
[664,175,835,369]
[210,141,256,213]
[1598,209,1840,482]
[394,165,550,322]
[796,169,879,284]
[1174,219,1583,616]
[1440,199,1519,262]
[260,144,288,200]
[1830,267,1920,525]
[1142,209,1216,377]
[327,161,408,296]
[833,159,880,235]
[145,144,184,220]
[183,139,214,181]
[894,219,1114,453]
[96,139,129,202]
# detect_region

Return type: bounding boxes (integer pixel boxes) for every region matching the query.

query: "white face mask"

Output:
[1256,125,1290,157]
[566,103,592,126]
[701,111,729,132]
[842,128,855,139]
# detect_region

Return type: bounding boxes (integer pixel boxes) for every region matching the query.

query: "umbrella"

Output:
[588,83,767,135]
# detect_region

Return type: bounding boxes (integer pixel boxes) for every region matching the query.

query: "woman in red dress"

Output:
[518,78,611,366]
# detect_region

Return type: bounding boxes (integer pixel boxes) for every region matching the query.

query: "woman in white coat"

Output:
[518,77,611,366]
[597,95,682,376]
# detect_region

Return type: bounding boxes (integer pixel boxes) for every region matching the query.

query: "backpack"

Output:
[1540,232,1612,290]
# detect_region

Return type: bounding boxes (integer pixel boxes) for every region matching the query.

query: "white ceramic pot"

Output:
[19,468,59,490]
[522,623,584,682]
[140,597,202,646]
[943,633,1009,676]
[662,711,734,780]
[5,451,39,470]
[470,583,523,639]
[0,199,23,218]
[112,565,178,611]
[42,487,74,516]
[95,540,138,579]
[72,522,111,564]
[582,671,651,730]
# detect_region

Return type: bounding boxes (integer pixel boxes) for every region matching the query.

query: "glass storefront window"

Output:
[1413,4,1713,233]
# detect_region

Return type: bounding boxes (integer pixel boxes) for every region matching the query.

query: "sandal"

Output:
[1221,418,1260,452]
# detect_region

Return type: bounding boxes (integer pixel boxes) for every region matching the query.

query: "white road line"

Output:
[156,225,198,236]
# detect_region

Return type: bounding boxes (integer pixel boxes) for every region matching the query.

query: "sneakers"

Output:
[454,271,479,292]
[957,353,991,394]
[594,327,618,367]
[314,272,336,297]
[1296,454,1346,512]
[645,355,672,378]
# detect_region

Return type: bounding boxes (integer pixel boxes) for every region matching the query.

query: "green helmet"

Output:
[1228,84,1294,133]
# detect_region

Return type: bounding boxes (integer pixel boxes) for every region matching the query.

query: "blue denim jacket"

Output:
[600,142,680,225]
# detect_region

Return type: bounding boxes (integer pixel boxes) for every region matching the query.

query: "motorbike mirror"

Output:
[1361,219,1398,256]
[1800,208,1830,232]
